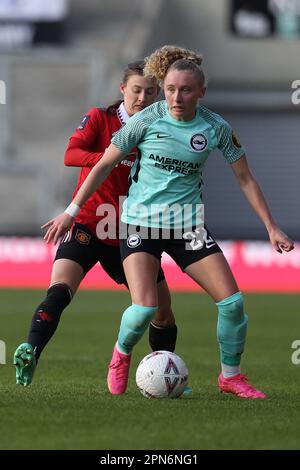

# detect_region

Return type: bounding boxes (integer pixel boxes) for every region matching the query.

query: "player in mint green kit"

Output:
[43,45,294,399]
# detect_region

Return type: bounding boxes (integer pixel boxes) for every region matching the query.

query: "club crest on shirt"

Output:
[127,233,141,248]
[75,229,91,245]
[231,131,242,148]
[190,133,208,152]
[77,115,90,130]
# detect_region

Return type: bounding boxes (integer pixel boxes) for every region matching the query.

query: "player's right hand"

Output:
[41,213,74,244]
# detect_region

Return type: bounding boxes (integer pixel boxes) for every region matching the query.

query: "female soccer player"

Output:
[14,60,179,386]
[41,45,294,398]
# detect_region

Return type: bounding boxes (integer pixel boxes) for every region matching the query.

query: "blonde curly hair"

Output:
[144,45,204,85]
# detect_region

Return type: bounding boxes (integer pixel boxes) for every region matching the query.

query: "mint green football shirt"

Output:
[111,100,245,229]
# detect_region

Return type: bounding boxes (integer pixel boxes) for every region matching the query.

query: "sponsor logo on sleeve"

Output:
[77,115,90,130]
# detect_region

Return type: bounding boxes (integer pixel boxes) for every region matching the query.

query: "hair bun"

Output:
[144,45,203,84]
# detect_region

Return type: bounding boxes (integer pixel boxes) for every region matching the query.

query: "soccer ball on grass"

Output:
[136,350,188,398]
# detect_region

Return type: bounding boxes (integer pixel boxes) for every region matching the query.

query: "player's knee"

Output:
[132,296,158,309]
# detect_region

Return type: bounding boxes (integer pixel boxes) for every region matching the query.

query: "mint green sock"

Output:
[118,304,158,354]
[216,292,248,366]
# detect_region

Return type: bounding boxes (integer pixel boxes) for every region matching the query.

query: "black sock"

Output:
[27,283,72,362]
[148,322,178,352]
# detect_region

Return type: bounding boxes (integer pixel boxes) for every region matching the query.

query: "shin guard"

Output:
[118,304,158,354]
[216,292,248,366]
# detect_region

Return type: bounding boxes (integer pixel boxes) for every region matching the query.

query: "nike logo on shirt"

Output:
[156,133,171,139]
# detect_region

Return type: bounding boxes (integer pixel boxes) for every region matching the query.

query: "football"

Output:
[136,350,189,398]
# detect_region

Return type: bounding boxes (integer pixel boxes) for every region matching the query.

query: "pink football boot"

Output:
[218,373,267,399]
[107,343,131,395]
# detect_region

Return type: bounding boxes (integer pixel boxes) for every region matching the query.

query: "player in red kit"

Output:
[14,61,178,386]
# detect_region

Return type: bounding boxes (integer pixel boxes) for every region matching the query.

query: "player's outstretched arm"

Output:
[42,144,125,244]
[231,155,294,253]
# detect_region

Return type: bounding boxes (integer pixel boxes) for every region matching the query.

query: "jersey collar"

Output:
[117,102,130,125]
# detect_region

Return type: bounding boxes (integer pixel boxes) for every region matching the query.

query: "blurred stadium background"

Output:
[0,0,299,291]
[1,0,300,452]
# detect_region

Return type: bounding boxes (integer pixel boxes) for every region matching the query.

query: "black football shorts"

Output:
[120,224,222,271]
[55,223,165,286]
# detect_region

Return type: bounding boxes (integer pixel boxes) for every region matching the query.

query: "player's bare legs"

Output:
[184,252,238,302]
[156,280,174,326]
[185,253,266,398]
[123,252,159,306]
[50,258,85,294]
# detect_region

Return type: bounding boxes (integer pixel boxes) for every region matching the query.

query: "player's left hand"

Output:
[268,226,294,253]
[41,212,74,244]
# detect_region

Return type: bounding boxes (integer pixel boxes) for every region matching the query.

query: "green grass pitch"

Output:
[1,289,300,450]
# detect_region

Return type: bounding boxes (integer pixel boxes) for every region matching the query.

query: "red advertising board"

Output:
[0,238,299,292]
